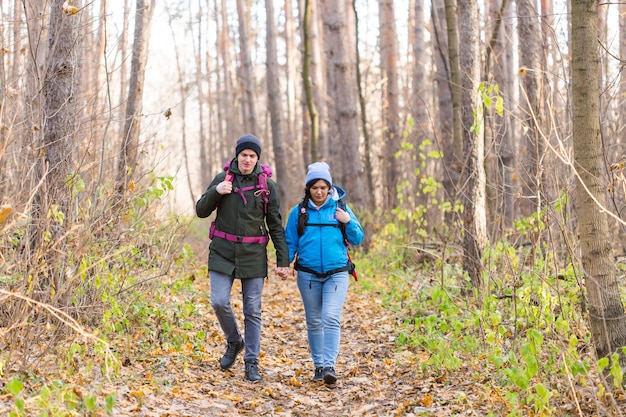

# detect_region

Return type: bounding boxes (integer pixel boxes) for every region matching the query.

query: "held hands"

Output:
[275,266,290,280]
[335,207,351,224]
[216,179,233,195]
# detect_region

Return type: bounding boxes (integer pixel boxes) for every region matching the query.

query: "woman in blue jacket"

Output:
[285,162,364,385]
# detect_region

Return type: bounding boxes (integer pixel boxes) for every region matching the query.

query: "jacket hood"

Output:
[332,185,347,201]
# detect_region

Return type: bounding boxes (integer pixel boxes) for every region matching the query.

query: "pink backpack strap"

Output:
[220,160,271,212]
[254,172,270,214]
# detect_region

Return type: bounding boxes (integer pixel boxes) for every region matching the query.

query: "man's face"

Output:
[237,149,258,175]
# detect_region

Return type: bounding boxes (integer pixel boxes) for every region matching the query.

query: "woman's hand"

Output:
[335,207,351,224]
[275,266,290,280]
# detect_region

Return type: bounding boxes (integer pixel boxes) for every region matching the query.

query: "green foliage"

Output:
[4,375,116,416]
[361,197,612,415]
[1,172,201,416]
[392,138,462,242]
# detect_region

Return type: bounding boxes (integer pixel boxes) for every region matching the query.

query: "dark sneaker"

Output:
[313,367,324,381]
[220,339,244,370]
[323,367,337,385]
[245,361,262,382]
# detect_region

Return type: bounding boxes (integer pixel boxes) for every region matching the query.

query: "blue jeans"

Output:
[210,271,265,363]
[297,270,349,368]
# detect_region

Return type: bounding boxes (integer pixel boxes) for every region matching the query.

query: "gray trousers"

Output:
[209,271,265,363]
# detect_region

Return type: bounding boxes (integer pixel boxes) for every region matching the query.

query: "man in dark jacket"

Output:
[196,134,289,382]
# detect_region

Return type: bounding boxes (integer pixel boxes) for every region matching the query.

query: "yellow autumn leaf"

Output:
[289,376,302,387]
[0,205,12,224]
[128,180,136,192]
[130,389,145,400]
[418,394,433,407]
[62,1,79,15]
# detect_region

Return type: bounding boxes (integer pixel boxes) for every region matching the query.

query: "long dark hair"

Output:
[297,180,331,236]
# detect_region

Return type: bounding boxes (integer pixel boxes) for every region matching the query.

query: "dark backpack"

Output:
[297,198,358,280]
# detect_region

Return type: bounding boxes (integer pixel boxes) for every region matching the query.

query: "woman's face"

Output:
[237,149,258,175]
[309,180,330,205]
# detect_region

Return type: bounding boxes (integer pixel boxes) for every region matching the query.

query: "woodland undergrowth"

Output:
[360,186,626,416]
[1,166,626,416]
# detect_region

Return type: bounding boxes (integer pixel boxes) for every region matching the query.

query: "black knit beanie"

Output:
[235,134,262,158]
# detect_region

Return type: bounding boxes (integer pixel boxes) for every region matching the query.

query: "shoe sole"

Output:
[220,342,244,370]
[323,374,337,384]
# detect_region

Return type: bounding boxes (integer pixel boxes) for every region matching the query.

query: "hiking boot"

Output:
[245,361,262,382]
[323,367,337,385]
[220,339,244,370]
[313,367,324,382]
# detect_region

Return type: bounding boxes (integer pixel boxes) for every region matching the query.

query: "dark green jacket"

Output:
[196,159,289,278]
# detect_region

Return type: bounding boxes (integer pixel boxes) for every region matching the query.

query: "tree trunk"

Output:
[193,0,207,203]
[431,0,457,208]
[283,0,298,143]
[571,0,626,363]
[516,0,542,219]
[378,0,401,210]
[443,0,463,171]
[30,0,81,289]
[409,0,433,215]
[0,1,6,183]
[299,0,327,166]
[216,0,234,163]
[302,0,320,163]
[352,0,375,210]
[118,0,130,138]
[265,0,294,210]
[485,0,515,235]
[617,2,626,120]
[458,0,487,290]
[116,0,155,196]
[165,2,192,206]
[236,0,258,135]
[319,0,366,209]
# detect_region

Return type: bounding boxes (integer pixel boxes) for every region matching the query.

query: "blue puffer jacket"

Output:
[285,185,364,273]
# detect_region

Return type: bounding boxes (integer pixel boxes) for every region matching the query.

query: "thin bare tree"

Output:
[378,0,401,210]
[192,0,207,201]
[352,0,374,209]
[431,0,457,206]
[443,0,463,170]
[516,0,542,219]
[235,0,258,134]
[283,0,298,142]
[319,0,366,208]
[458,0,487,290]
[484,0,515,234]
[302,0,320,163]
[265,0,294,209]
[116,0,156,196]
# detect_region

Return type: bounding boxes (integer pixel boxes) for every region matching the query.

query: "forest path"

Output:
[100,236,478,416]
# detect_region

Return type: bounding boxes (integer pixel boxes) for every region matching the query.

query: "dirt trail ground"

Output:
[103,275,431,416]
[96,239,477,416]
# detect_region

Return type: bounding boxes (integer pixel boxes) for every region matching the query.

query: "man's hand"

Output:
[275,266,290,280]
[216,180,233,195]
